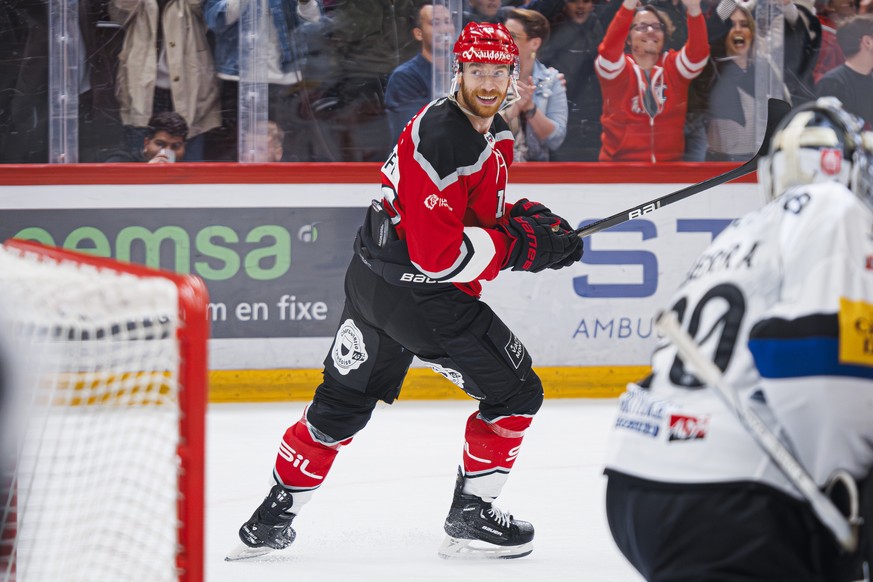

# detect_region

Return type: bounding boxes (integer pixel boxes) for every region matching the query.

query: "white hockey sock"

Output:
[461,470,509,502]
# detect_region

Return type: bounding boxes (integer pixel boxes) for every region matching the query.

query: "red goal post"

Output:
[0,239,209,582]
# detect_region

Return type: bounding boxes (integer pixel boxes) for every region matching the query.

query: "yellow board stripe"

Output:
[208,366,650,403]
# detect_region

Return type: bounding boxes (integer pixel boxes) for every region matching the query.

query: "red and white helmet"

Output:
[453,22,519,68]
[449,22,520,108]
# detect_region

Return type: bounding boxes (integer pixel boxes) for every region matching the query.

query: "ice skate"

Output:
[225,484,297,561]
[438,469,534,560]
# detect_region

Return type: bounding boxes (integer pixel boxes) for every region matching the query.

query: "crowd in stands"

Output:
[0,0,871,164]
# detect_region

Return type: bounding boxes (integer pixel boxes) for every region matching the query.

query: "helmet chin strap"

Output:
[447,92,478,119]
[501,75,522,111]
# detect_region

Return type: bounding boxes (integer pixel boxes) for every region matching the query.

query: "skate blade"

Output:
[437,536,533,560]
[225,543,278,561]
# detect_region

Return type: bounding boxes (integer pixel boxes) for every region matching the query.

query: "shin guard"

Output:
[461,412,532,501]
[273,414,352,496]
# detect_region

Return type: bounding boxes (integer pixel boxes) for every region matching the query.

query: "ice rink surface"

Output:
[207,398,642,581]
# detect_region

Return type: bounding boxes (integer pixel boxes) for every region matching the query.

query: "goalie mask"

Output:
[449,22,520,108]
[760,97,873,210]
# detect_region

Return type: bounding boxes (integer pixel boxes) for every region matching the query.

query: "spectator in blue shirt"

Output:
[384,2,456,145]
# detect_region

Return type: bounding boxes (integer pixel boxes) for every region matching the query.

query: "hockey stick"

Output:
[575,98,792,239]
[655,310,859,553]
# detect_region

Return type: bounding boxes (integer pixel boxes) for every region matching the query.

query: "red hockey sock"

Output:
[462,411,532,477]
[273,416,351,490]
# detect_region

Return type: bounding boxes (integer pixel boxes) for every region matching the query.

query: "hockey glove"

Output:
[501,214,584,273]
[510,198,574,232]
[548,234,584,270]
[506,198,583,270]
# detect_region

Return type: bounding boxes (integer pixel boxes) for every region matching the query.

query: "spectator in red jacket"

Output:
[595,0,709,162]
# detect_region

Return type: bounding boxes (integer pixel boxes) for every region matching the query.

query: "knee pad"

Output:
[307,380,380,441]
[479,372,544,420]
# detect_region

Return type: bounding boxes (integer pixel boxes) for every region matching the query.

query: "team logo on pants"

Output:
[331,319,368,375]
[426,362,466,390]
[504,334,525,369]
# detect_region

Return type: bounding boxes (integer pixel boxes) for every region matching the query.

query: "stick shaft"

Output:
[575,99,791,239]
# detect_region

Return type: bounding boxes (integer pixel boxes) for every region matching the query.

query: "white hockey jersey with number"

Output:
[606,181,873,500]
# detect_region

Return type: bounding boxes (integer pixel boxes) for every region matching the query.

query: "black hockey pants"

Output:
[306,255,544,441]
[605,471,842,582]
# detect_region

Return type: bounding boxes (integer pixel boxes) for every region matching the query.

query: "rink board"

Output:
[0,163,763,400]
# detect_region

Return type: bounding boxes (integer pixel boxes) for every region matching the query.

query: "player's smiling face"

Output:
[458,63,512,118]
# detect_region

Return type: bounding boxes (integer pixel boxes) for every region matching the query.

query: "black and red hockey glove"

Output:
[500,213,584,273]
[510,198,574,232]
[502,198,583,271]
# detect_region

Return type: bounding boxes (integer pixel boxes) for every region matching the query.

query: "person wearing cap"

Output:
[227,21,584,563]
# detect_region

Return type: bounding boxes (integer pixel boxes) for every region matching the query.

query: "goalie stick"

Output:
[574,98,791,239]
[655,310,860,553]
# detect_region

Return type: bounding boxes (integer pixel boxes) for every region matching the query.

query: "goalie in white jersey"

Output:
[605,97,873,581]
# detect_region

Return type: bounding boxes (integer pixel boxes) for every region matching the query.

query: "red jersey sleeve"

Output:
[379,101,516,292]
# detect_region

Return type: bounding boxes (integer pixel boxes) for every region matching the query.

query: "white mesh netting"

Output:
[0,246,183,582]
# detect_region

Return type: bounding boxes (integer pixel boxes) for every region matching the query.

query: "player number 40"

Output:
[668,282,746,388]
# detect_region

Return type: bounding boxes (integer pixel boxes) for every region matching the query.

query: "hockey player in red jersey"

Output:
[228,22,584,561]
[605,98,873,580]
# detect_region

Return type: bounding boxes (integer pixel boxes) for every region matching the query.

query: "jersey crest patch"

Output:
[331,319,369,375]
[838,297,873,367]
[424,194,453,212]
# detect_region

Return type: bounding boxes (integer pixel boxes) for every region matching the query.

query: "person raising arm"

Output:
[595,0,709,162]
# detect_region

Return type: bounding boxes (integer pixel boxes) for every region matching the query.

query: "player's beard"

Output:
[459,82,506,119]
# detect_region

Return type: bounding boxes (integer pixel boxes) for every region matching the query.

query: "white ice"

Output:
[207,398,643,582]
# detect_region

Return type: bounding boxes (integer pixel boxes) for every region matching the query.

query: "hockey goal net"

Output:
[0,239,209,582]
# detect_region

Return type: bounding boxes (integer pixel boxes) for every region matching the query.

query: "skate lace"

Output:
[486,506,511,529]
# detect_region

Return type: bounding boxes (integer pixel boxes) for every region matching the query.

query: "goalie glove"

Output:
[500,213,584,273]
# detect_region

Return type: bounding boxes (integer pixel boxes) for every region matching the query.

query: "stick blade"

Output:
[758,98,792,157]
